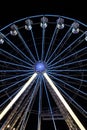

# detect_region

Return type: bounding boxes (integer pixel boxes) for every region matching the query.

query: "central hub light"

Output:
[35,61,46,73]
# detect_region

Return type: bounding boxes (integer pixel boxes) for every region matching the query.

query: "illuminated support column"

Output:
[0,73,37,120]
[46,82,78,130]
[43,72,86,130]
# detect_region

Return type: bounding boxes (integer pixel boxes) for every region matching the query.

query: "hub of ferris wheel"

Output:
[35,61,47,73]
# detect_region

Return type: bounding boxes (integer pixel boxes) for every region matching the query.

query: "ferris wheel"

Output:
[0,14,87,130]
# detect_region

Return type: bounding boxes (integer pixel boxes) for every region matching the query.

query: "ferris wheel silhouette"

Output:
[0,15,87,130]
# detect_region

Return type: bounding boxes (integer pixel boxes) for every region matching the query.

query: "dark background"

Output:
[0,1,87,130]
[0,1,87,28]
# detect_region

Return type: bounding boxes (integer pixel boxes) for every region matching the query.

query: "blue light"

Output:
[35,61,46,73]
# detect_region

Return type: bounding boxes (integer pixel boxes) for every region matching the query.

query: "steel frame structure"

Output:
[0,15,87,130]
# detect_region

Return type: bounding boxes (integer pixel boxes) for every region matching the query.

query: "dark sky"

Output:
[0,1,87,27]
[0,1,87,130]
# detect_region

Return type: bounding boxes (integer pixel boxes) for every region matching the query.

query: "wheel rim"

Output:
[0,15,87,130]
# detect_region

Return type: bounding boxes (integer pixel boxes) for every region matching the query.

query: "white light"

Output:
[85,31,87,41]
[0,38,4,44]
[85,36,87,41]
[40,23,47,28]
[0,34,4,44]
[10,30,17,36]
[40,17,48,28]
[25,25,32,30]
[72,28,79,34]
[72,22,79,34]
[57,23,64,29]
[10,25,18,36]
[7,124,10,128]
[43,72,86,130]
[25,19,33,31]
[0,73,37,120]
[57,18,64,29]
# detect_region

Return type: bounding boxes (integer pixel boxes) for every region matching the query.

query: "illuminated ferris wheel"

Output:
[0,15,87,130]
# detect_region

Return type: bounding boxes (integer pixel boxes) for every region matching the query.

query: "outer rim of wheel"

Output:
[0,14,87,32]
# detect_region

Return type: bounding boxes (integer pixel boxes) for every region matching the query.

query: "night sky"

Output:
[0,1,87,27]
[0,1,87,130]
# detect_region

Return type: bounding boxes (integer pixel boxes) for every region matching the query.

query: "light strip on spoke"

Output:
[43,72,86,130]
[0,73,37,120]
